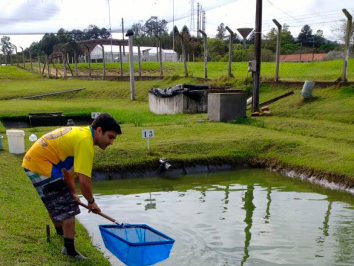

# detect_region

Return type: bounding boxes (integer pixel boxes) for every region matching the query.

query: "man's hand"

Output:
[72,193,80,203]
[88,202,101,213]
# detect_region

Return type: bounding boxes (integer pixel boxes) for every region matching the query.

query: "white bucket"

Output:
[6,130,25,154]
[300,81,315,98]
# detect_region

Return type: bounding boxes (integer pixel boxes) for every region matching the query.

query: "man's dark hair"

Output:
[91,113,122,134]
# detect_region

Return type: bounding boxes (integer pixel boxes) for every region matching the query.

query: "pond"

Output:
[77,168,354,266]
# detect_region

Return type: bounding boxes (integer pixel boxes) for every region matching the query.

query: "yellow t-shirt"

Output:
[22,126,94,180]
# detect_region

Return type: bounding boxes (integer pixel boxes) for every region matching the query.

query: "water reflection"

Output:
[264,187,272,223]
[77,169,354,266]
[241,185,255,266]
[144,193,156,210]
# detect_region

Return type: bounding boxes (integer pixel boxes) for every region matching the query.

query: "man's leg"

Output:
[62,216,75,239]
[61,216,88,259]
[25,170,87,260]
[49,215,63,236]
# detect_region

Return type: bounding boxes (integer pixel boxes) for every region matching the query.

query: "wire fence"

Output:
[2,38,354,83]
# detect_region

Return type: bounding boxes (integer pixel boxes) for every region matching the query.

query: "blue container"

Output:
[0,135,3,150]
[99,224,175,266]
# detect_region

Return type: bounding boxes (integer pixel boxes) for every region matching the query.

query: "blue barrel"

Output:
[301,81,315,98]
[0,135,3,150]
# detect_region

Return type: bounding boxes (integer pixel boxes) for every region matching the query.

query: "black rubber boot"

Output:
[61,238,89,260]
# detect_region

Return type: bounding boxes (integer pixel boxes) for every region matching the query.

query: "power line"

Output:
[265,0,302,23]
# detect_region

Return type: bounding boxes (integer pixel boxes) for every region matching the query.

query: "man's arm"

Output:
[62,169,80,202]
[78,173,101,213]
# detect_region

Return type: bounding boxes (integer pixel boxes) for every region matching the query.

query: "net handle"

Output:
[78,201,119,224]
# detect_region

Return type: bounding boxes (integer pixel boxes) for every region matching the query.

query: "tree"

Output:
[263,27,278,52]
[131,21,145,36]
[297,24,314,47]
[208,38,228,61]
[216,23,226,39]
[313,29,325,48]
[57,28,72,44]
[232,33,242,44]
[0,36,14,64]
[280,24,298,54]
[39,33,59,55]
[25,42,40,59]
[70,29,85,42]
[83,25,110,40]
[143,16,168,36]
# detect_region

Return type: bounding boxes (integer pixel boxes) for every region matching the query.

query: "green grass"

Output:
[0,65,42,80]
[26,58,354,81]
[2,64,354,265]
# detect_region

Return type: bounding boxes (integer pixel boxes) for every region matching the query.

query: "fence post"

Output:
[61,52,66,78]
[19,46,25,68]
[199,30,208,79]
[341,9,352,82]
[155,35,163,78]
[13,45,19,67]
[273,19,282,82]
[126,30,135,101]
[138,44,141,77]
[99,44,106,79]
[225,26,234,77]
[119,45,123,77]
[74,51,78,77]
[29,50,33,71]
[46,54,50,78]
[175,31,188,77]
[84,45,91,77]
[38,51,41,74]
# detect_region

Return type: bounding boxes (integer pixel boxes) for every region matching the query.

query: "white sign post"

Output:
[141,129,154,150]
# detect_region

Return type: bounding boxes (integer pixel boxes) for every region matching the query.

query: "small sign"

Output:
[141,129,154,150]
[141,129,154,139]
[91,112,101,119]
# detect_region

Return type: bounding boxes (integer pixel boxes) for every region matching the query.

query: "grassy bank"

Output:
[1,65,354,265]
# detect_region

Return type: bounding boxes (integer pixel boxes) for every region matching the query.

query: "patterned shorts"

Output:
[24,169,80,222]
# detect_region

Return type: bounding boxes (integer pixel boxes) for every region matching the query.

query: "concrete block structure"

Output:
[208,93,247,122]
[148,91,208,114]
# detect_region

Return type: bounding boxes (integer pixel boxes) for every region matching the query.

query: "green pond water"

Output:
[77,168,354,266]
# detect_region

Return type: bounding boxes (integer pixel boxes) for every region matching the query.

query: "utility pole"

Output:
[273,19,282,82]
[251,0,262,113]
[197,3,200,38]
[190,0,195,32]
[122,18,125,56]
[202,10,206,31]
[341,9,352,82]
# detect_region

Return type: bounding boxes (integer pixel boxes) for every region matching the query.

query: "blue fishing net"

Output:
[99,224,175,266]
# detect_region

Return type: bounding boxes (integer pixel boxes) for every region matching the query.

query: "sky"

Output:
[0,0,354,50]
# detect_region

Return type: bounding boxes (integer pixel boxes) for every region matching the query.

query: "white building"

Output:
[89,45,178,63]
